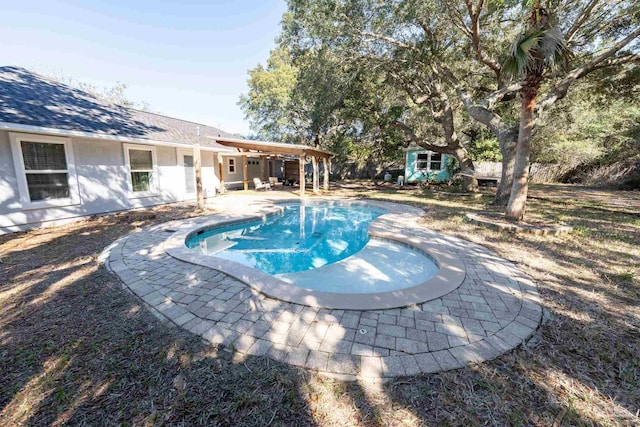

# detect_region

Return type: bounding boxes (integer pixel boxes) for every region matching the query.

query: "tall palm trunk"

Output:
[505,83,538,220]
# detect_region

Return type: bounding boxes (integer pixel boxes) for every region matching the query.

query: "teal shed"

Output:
[403,146,451,183]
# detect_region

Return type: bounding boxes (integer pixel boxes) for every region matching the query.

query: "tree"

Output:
[437,0,640,206]
[282,0,480,191]
[504,3,570,220]
[238,48,302,143]
[46,72,153,111]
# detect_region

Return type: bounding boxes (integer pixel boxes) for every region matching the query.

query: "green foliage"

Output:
[502,7,569,80]
[238,48,300,142]
[533,74,640,165]
[445,156,461,177]
[241,0,639,185]
[466,127,503,161]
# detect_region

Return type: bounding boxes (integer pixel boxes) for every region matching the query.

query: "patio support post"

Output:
[242,151,249,191]
[217,153,225,194]
[323,157,329,191]
[312,156,319,193]
[299,154,306,197]
[194,143,204,209]
[261,155,268,181]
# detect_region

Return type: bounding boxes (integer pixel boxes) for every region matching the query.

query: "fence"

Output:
[331,160,567,183]
[474,161,567,183]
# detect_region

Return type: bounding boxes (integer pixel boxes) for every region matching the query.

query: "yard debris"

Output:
[172,374,186,391]
[0,187,638,425]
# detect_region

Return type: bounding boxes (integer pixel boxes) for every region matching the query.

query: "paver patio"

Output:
[103,196,542,379]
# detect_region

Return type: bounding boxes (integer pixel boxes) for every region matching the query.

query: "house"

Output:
[0,67,331,234]
[403,144,451,184]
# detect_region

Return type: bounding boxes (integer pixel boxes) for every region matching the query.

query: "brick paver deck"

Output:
[103,197,542,379]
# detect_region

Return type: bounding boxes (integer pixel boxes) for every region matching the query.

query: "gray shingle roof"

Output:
[0,66,235,149]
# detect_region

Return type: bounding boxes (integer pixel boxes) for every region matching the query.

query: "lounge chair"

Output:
[268,177,283,189]
[253,177,271,191]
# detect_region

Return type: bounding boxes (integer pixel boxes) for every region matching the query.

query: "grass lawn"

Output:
[0,183,638,426]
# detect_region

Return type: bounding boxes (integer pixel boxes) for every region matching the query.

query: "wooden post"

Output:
[261,155,268,181]
[194,143,204,209]
[299,154,306,197]
[217,153,225,194]
[242,152,249,191]
[323,157,329,191]
[311,156,319,193]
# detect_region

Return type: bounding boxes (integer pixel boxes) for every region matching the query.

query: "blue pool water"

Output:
[186,203,388,275]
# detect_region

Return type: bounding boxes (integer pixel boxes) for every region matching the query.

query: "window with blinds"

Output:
[128,148,154,192]
[20,141,70,201]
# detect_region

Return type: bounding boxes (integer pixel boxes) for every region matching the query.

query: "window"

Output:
[416,153,429,170]
[430,153,442,171]
[415,152,443,171]
[228,158,236,173]
[124,144,159,197]
[9,133,79,208]
[21,141,70,201]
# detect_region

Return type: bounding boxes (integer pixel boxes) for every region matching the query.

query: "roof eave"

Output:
[210,136,335,158]
[0,121,236,152]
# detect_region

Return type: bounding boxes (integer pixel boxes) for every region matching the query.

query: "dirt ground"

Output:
[0,183,638,426]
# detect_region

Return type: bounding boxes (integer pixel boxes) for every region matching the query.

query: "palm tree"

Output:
[504,2,569,221]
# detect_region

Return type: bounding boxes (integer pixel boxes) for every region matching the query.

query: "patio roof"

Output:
[212,136,334,159]
[210,136,332,196]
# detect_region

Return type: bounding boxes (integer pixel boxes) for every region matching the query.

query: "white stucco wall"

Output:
[0,130,222,233]
[201,151,219,197]
[223,155,244,190]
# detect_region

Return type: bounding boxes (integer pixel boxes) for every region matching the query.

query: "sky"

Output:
[0,0,287,136]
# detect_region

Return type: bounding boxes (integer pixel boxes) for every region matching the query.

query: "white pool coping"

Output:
[164,199,466,310]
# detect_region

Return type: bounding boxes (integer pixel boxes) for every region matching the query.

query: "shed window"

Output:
[415,152,443,171]
[430,153,442,171]
[228,158,236,173]
[416,153,429,170]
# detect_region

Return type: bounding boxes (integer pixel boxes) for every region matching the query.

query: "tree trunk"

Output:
[453,148,479,192]
[493,125,518,206]
[505,86,538,221]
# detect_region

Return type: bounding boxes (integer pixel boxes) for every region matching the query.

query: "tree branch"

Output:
[537,28,640,114]
[359,30,416,51]
[431,62,515,135]
[392,121,451,153]
[566,0,601,43]
[465,0,502,79]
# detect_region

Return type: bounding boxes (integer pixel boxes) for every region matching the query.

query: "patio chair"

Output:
[268,177,284,189]
[253,177,271,191]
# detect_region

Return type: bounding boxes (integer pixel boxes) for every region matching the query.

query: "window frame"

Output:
[428,152,443,171]
[228,158,236,174]
[415,153,430,170]
[123,143,160,198]
[414,151,443,172]
[9,132,80,209]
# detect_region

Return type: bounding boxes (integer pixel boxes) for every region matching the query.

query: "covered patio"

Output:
[211,137,334,197]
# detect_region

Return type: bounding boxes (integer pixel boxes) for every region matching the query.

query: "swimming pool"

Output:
[186,202,389,274]
[166,199,464,309]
